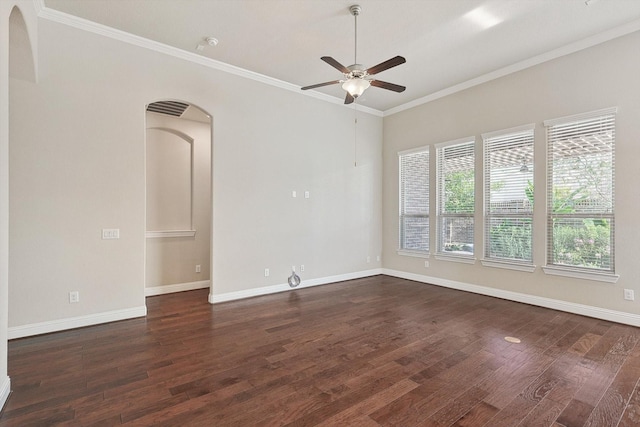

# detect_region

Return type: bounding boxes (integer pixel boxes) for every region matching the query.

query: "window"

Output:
[436,138,475,258]
[398,147,429,254]
[483,125,534,267]
[545,108,616,278]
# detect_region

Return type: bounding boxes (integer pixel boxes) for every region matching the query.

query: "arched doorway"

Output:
[144,101,212,296]
[2,2,38,409]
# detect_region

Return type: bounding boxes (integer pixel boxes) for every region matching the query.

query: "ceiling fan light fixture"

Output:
[300,4,405,104]
[342,78,370,98]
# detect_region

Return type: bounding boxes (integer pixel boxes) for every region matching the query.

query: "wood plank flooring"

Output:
[2,275,640,426]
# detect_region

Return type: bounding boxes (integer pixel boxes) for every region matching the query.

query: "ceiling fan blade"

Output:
[366,56,406,75]
[301,80,341,90]
[321,56,350,74]
[344,93,355,105]
[370,80,406,93]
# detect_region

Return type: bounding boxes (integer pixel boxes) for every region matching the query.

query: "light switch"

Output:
[102,229,120,239]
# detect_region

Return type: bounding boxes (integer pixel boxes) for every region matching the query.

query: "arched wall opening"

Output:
[2,1,38,410]
[144,101,213,296]
[8,7,37,83]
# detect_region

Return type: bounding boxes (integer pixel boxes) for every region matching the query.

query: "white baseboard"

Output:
[145,280,210,297]
[0,376,9,413]
[383,268,640,327]
[8,306,147,340]
[209,269,383,304]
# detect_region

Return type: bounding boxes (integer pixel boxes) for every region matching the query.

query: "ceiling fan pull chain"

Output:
[354,103,358,167]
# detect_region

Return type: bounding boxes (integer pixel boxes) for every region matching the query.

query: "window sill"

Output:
[542,265,619,283]
[397,249,430,259]
[146,230,196,238]
[435,253,476,264]
[481,259,536,273]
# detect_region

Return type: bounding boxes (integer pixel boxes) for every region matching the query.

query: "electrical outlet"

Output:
[264,268,270,277]
[292,265,296,272]
[624,289,635,301]
[424,261,430,268]
[195,264,201,273]
[366,256,371,263]
[300,264,305,272]
[376,255,381,262]
[69,291,80,303]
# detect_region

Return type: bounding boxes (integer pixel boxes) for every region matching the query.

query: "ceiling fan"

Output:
[301,4,406,105]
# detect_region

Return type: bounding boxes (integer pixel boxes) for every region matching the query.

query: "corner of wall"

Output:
[0,375,9,413]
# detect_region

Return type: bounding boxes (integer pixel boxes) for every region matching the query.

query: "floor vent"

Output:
[146,101,190,117]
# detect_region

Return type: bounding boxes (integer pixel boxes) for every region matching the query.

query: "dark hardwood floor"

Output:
[2,275,640,426]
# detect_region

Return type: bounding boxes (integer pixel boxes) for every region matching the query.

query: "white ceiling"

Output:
[43,0,640,113]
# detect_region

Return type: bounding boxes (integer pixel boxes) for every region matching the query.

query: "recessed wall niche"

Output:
[145,127,194,237]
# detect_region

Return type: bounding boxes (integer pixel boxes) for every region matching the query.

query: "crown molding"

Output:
[35,5,384,117]
[33,2,640,119]
[384,18,640,117]
[33,0,45,14]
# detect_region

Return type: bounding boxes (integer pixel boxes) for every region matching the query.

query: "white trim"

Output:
[8,306,147,339]
[542,266,619,283]
[209,269,382,304]
[544,106,618,127]
[145,280,210,296]
[397,145,430,157]
[481,259,536,273]
[36,7,383,118]
[146,126,195,232]
[34,3,640,119]
[434,136,476,149]
[146,127,194,144]
[146,230,196,238]
[0,376,9,413]
[382,269,640,327]
[481,123,536,140]
[384,20,640,117]
[434,254,477,264]
[397,250,430,259]
[33,0,46,14]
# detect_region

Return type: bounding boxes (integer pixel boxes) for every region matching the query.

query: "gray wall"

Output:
[1,0,40,408]
[3,3,639,413]
[382,30,640,316]
[8,14,382,330]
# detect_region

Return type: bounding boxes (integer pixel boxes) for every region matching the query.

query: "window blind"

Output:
[483,125,534,263]
[399,148,429,252]
[545,109,616,273]
[436,139,475,255]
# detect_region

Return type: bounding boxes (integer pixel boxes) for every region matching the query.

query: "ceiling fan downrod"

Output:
[300,3,406,104]
[350,5,362,65]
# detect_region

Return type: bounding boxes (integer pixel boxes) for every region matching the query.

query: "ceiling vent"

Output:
[146,101,189,117]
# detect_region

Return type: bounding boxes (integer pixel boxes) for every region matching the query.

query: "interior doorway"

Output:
[4,3,39,405]
[144,100,212,296]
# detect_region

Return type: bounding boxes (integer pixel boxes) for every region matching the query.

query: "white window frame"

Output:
[435,137,476,263]
[481,124,536,272]
[542,107,618,283]
[398,146,430,257]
